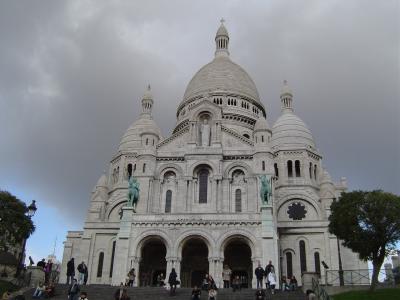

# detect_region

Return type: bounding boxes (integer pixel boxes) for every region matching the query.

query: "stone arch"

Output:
[131,230,173,258]
[277,193,322,220]
[175,230,215,259]
[188,100,223,121]
[155,163,184,180]
[216,230,259,258]
[188,160,218,177]
[107,200,127,220]
[223,161,254,178]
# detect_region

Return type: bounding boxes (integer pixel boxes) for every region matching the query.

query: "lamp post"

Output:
[15,200,37,277]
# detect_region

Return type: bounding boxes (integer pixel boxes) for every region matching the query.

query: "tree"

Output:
[0,190,35,253]
[329,190,400,291]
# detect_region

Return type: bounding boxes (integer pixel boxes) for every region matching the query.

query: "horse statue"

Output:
[127,176,140,212]
[260,175,272,205]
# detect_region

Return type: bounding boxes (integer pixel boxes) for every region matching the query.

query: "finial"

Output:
[220,18,225,24]
[283,79,288,85]
[147,84,151,91]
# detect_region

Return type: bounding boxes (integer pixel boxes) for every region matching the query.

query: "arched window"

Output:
[109,241,116,277]
[165,190,172,213]
[309,162,312,179]
[314,164,317,180]
[295,160,301,177]
[286,252,293,278]
[235,189,242,212]
[261,135,264,142]
[127,164,132,178]
[274,163,279,177]
[314,252,321,274]
[287,161,293,178]
[143,163,146,173]
[146,138,148,145]
[243,133,250,139]
[198,169,209,203]
[299,240,307,273]
[97,252,104,278]
[262,161,265,171]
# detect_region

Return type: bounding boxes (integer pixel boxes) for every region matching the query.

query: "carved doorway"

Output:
[180,238,209,287]
[139,239,166,286]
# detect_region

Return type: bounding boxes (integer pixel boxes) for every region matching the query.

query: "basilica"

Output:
[60,22,367,288]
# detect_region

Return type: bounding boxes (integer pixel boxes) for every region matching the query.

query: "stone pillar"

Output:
[132,256,141,286]
[214,257,224,288]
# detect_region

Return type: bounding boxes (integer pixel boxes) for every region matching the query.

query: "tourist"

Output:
[127,268,136,287]
[232,275,241,292]
[114,283,125,300]
[222,265,232,288]
[289,276,298,291]
[78,292,88,300]
[208,275,217,290]
[201,274,209,290]
[67,279,80,300]
[306,289,316,300]
[37,258,46,268]
[168,268,178,295]
[208,287,217,300]
[66,258,75,284]
[44,259,53,284]
[191,285,201,300]
[281,276,290,291]
[255,262,265,289]
[77,261,88,285]
[264,260,274,289]
[43,283,56,298]
[159,272,165,286]
[2,290,11,300]
[267,268,277,295]
[32,282,45,298]
[255,287,266,300]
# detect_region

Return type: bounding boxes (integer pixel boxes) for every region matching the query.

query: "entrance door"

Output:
[180,238,209,287]
[223,239,252,288]
[139,239,166,286]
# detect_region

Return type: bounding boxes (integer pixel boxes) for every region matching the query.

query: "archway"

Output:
[180,238,209,287]
[223,239,252,288]
[139,239,167,286]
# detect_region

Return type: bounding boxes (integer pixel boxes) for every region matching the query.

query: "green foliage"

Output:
[332,287,400,300]
[0,190,35,252]
[0,280,18,296]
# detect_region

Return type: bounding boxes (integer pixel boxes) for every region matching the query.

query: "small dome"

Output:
[118,117,162,152]
[321,170,333,184]
[254,117,270,132]
[96,174,108,187]
[271,112,316,150]
[182,56,261,104]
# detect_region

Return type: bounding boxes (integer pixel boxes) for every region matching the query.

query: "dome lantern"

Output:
[280,80,293,113]
[215,19,229,57]
[141,84,153,117]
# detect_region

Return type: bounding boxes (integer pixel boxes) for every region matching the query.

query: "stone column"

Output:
[132,256,141,286]
[214,257,224,288]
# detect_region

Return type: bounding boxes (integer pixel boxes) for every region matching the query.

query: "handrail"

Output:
[312,277,330,300]
[325,269,389,286]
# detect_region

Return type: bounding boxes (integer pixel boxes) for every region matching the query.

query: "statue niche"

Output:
[199,118,211,146]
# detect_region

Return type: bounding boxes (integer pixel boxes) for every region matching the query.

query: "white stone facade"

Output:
[60,22,367,288]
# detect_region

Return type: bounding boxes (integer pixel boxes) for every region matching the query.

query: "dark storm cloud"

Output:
[0,0,398,227]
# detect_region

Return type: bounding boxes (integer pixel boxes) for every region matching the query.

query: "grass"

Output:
[332,287,400,300]
[0,279,19,296]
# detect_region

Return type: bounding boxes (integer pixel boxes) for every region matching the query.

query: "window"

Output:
[235,189,242,212]
[109,241,116,277]
[314,164,317,180]
[127,164,132,178]
[262,161,265,171]
[165,190,172,213]
[146,138,148,145]
[198,169,209,203]
[274,163,279,177]
[262,135,264,142]
[314,252,321,274]
[286,252,293,278]
[299,240,307,273]
[243,133,250,139]
[309,163,312,179]
[153,139,155,146]
[295,160,301,177]
[287,161,293,178]
[143,163,146,173]
[97,252,104,278]
[133,164,136,172]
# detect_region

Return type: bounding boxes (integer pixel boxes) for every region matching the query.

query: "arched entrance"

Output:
[139,238,167,286]
[180,238,209,287]
[223,239,252,288]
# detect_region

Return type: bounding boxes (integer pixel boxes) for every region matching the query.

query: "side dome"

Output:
[254,116,270,132]
[271,112,316,150]
[182,56,261,103]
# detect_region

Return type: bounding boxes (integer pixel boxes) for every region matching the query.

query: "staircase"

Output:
[24,284,305,300]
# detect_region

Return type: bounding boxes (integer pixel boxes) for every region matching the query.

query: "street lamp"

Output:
[16,200,37,277]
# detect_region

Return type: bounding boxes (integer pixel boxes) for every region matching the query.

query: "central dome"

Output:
[183,55,261,103]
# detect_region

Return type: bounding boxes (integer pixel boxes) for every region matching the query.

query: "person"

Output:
[67,258,75,284]
[43,283,56,298]
[29,256,35,266]
[289,276,298,291]
[191,285,201,300]
[68,279,80,300]
[37,258,46,268]
[254,262,265,289]
[44,260,53,284]
[306,289,316,300]
[78,292,88,300]
[2,290,11,300]
[158,272,165,286]
[281,276,290,291]
[32,282,45,298]
[77,261,88,285]
[120,290,130,300]
[126,268,135,287]
[255,288,266,300]
[208,275,217,290]
[201,274,209,290]
[168,268,178,296]
[208,287,217,300]
[232,275,241,292]
[222,265,232,289]
[267,268,277,295]
[264,260,274,289]
[114,283,125,300]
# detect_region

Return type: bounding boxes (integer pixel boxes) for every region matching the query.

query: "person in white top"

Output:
[267,268,277,295]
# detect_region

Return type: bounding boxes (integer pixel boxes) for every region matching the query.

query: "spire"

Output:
[141,84,153,117]
[215,19,229,57]
[280,80,293,113]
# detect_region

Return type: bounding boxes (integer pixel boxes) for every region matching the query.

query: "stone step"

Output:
[24,284,304,300]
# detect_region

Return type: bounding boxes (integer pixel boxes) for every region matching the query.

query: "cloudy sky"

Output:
[0,0,399,263]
